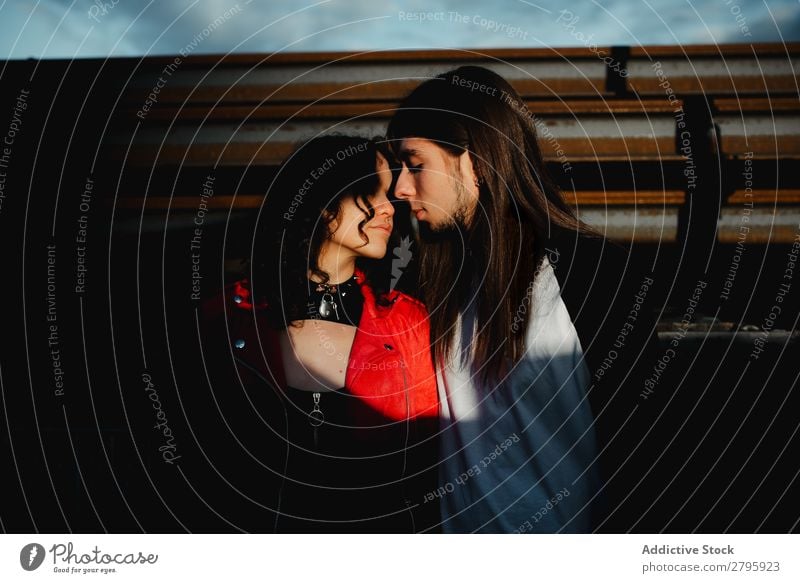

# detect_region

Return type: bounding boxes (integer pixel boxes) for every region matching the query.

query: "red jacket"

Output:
[202,269,438,423]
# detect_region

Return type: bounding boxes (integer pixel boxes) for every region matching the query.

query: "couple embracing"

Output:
[203,66,659,533]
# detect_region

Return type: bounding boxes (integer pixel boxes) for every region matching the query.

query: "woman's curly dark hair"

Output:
[251,135,395,329]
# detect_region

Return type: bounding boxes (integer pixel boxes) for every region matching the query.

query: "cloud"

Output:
[1,0,798,60]
[724,1,800,43]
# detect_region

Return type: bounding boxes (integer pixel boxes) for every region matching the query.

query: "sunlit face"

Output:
[393,137,480,231]
[321,152,395,263]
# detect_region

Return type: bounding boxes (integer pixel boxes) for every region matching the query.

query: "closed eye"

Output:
[408,164,423,174]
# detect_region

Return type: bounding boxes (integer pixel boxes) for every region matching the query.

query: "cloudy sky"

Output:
[1,0,798,59]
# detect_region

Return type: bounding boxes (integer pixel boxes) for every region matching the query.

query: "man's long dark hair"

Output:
[251,135,393,329]
[387,65,595,382]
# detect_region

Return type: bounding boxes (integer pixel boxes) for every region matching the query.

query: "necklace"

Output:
[307,274,363,326]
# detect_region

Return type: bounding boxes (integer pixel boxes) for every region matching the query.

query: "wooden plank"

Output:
[135,47,624,67]
[92,43,799,68]
[125,76,607,105]
[720,135,800,157]
[122,102,396,122]
[111,190,686,210]
[126,72,794,106]
[714,97,800,112]
[718,207,800,243]
[528,99,682,114]
[563,190,686,205]
[629,43,799,58]
[629,75,797,95]
[112,143,294,167]
[110,136,681,167]
[626,54,799,96]
[728,189,800,204]
[577,207,680,243]
[122,98,684,123]
[114,195,263,209]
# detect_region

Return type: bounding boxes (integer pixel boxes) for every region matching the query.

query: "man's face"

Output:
[393,138,480,231]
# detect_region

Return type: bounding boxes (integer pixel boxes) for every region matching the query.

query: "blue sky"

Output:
[1,0,798,60]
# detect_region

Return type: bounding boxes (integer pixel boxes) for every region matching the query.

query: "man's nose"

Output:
[393,165,416,200]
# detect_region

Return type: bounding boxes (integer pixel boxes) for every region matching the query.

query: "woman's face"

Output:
[324,152,395,261]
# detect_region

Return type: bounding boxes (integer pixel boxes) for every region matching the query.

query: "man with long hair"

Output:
[388,66,660,533]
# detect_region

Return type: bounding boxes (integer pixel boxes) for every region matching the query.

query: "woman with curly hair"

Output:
[202,135,439,533]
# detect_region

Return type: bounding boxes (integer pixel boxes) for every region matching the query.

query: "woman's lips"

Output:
[370,224,392,234]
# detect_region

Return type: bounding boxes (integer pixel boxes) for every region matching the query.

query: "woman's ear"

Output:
[322,208,339,233]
